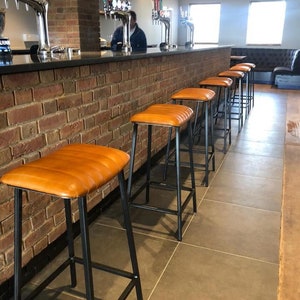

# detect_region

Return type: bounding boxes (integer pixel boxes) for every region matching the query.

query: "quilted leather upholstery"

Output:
[0,144,130,198]
[171,88,215,102]
[231,48,298,72]
[130,104,194,127]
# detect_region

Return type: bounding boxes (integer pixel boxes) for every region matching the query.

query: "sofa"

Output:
[271,49,300,87]
[231,48,300,88]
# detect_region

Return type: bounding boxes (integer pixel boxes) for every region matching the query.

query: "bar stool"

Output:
[198,77,233,153]
[230,64,252,118]
[236,62,256,109]
[0,144,142,300]
[166,88,216,187]
[127,104,196,241]
[218,70,245,133]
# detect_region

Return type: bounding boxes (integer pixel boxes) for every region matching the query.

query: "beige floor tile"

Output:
[150,244,278,300]
[184,200,280,263]
[206,171,282,211]
[221,152,283,180]
[230,139,284,158]
[26,225,178,300]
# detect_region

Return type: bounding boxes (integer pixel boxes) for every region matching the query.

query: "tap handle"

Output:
[15,0,19,9]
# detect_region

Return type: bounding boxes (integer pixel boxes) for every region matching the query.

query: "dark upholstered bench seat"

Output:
[231,48,298,72]
[231,48,300,88]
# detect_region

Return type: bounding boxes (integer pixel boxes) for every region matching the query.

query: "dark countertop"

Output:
[0,45,230,75]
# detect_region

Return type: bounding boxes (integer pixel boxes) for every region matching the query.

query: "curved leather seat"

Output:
[230,65,251,72]
[171,87,215,102]
[130,103,194,127]
[128,103,196,241]
[1,143,130,198]
[199,76,233,87]
[218,70,244,78]
[0,143,142,300]
[169,88,216,186]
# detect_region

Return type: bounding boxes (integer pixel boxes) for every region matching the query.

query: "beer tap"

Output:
[102,0,132,52]
[5,0,50,54]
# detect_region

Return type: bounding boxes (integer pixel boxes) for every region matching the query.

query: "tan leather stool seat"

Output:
[128,103,196,241]
[199,76,233,87]
[1,143,130,198]
[219,70,245,132]
[199,77,233,153]
[167,88,216,186]
[230,63,254,115]
[171,87,215,102]
[1,143,142,300]
[230,65,251,73]
[218,70,244,79]
[130,103,194,127]
[236,62,256,69]
[235,62,256,109]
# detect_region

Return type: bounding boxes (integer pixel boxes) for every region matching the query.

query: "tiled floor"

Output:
[23,84,289,299]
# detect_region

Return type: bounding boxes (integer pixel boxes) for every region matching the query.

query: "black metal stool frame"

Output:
[13,171,143,300]
[164,98,215,187]
[127,120,196,241]
[200,84,232,153]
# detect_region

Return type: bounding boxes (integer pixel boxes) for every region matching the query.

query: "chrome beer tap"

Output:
[6,0,50,54]
[182,19,194,48]
[102,0,132,52]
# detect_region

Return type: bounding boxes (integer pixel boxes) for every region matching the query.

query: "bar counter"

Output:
[1,45,229,75]
[0,45,231,291]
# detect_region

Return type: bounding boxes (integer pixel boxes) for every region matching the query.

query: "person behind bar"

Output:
[111,11,147,52]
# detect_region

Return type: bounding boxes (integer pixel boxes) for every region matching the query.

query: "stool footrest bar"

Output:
[24,259,73,300]
[130,181,195,216]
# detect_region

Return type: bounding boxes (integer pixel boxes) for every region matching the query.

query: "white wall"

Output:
[178,0,300,49]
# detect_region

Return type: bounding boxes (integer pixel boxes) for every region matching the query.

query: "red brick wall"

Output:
[48,0,100,51]
[0,47,230,283]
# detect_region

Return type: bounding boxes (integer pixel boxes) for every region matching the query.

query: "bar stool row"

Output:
[0,60,255,299]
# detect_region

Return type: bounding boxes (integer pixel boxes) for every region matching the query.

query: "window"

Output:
[189,4,221,44]
[246,1,286,45]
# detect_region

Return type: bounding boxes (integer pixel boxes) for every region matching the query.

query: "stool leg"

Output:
[146,125,152,204]
[14,188,23,300]
[245,73,250,117]
[238,77,243,131]
[223,88,228,153]
[187,120,197,212]
[204,102,209,186]
[227,87,232,147]
[193,102,204,145]
[163,127,173,181]
[64,199,77,288]
[118,171,143,300]
[210,101,216,171]
[214,87,222,125]
[175,127,183,241]
[128,123,138,198]
[251,71,255,108]
[78,196,94,300]
[224,86,232,153]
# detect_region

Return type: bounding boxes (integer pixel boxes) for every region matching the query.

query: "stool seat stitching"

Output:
[230,65,251,72]
[236,62,256,68]
[1,143,143,299]
[199,77,233,87]
[171,88,215,101]
[130,104,194,127]
[218,70,245,78]
[1,144,130,198]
